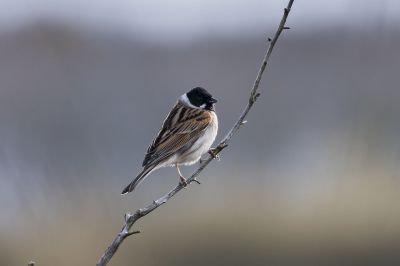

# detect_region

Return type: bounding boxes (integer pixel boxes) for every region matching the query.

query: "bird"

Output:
[121,87,218,194]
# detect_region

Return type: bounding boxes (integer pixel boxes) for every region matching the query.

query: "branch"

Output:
[96,1,294,265]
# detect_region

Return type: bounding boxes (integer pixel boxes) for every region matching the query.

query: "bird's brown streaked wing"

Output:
[142,104,212,167]
[142,102,184,166]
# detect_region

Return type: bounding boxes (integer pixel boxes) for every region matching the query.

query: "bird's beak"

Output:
[209,97,218,104]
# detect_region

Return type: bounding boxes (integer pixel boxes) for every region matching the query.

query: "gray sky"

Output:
[1,0,399,41]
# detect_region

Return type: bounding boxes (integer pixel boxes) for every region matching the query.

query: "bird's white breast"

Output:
[179,111,218,165]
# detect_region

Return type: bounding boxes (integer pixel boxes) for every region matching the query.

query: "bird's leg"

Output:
[199,155,207,165]
[176,164,187,187]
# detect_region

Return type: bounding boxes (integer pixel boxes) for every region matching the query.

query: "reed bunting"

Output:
[122,87,218,194]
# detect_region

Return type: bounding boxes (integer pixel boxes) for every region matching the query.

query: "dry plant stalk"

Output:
[96,0,295,265]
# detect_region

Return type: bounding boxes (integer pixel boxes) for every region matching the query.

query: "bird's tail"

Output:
[121,166,155,195]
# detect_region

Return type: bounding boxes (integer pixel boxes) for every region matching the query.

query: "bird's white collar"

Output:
[179,93,206,109]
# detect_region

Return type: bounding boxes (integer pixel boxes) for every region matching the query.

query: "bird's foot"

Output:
[179,175,188,187]
[208,148,220,160]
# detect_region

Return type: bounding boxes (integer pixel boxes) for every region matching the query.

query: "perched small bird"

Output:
[122,87,218,194]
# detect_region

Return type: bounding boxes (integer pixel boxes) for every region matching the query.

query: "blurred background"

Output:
[1,0,400,265]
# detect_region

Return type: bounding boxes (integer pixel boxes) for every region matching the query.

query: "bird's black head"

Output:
[186,87,217,111]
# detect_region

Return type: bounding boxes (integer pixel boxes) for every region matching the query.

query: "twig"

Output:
[96,1,294,265]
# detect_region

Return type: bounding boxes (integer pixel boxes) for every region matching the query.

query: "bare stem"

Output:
[96,1,294,265]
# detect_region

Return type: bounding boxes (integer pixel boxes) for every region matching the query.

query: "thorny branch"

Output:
[96,0,294,265]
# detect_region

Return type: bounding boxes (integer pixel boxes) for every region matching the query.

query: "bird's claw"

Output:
[179,176,188,187]
[208,148,220,160]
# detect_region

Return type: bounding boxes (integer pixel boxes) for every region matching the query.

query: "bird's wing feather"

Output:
[142,102,211,167]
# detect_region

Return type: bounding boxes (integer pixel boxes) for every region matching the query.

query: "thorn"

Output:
[126,230,141,237]
[192,178,201,185]
[153,200,157,205]
[28,261,35,266]
[241,120,247,125]
[283,26,291,30]
[267,37,272,42]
